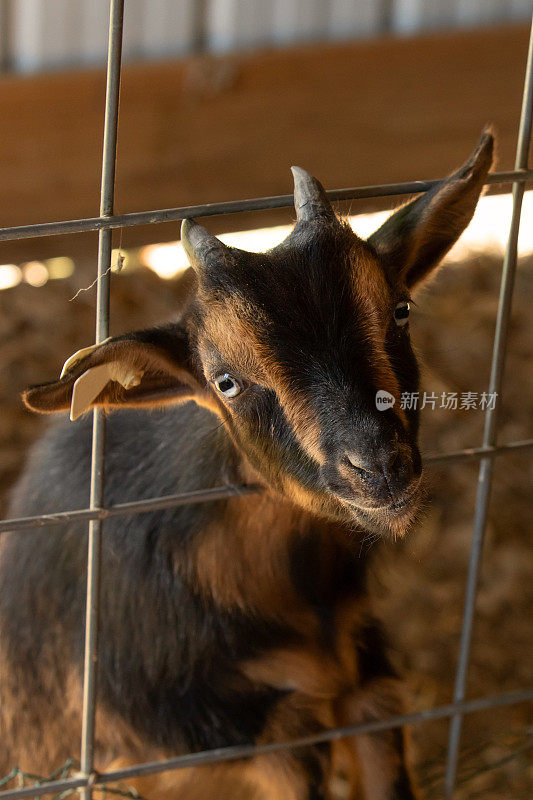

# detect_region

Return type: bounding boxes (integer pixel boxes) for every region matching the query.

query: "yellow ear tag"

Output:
[71,364,113,421]
[70,361,144,421]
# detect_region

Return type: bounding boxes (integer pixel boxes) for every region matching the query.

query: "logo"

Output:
[375,390,396,410]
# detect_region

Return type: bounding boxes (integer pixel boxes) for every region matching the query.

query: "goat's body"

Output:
[1,140,495,797]
[0,405,409,798]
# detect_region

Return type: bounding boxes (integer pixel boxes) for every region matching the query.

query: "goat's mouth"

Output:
[336,477,424,536]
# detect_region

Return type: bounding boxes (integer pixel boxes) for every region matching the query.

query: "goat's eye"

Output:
[394,301,410,327]
[214,373,242,398]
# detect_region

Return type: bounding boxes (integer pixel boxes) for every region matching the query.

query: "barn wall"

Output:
[0,0,531,74]
[0,22,530,267]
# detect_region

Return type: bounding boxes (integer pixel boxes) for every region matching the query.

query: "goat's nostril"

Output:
[385,450,413,478]
[383,451,401,476]
[343,453,375,479]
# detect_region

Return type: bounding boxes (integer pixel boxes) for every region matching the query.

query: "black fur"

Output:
[2,407,297,754]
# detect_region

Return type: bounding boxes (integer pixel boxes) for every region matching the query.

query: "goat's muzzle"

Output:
[322,440,423,533]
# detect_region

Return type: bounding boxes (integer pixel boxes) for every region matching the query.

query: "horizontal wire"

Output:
[0,483,262,532]
[1,439,531,532]
[0,169,531,242]
[1,438,531,534]
[423,437,533,464]
[0,686,531,800]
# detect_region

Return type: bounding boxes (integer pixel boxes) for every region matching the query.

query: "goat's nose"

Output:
[342,447,418,498]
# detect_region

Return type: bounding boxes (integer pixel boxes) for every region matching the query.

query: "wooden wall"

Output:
[0,22,531,264]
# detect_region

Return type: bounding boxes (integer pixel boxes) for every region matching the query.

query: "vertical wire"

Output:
[191,0,209,53]
[444,15,533,798]
[79,2,124,798]
[0,0,11,72]
[378,0,394,34]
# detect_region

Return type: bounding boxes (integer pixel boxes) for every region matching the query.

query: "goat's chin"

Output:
[358,505,419,539]
[339,491,424,539]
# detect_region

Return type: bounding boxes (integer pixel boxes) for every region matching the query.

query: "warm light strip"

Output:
[2,190,531,289]
[140,190,533,279]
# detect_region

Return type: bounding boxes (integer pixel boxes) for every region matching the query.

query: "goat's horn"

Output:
[291,166,336,223]
[181,218,227,270]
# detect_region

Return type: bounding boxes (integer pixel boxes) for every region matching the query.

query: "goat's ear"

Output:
[369,130,494,288]
[22,323,208,420]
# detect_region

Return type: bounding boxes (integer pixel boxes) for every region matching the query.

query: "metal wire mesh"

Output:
[0,2,532,798]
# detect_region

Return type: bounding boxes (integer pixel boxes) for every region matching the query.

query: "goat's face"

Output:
[186,213,422,534]
[181,134,493,535]
[24,133,493,537]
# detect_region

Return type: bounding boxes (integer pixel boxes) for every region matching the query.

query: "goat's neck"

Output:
[184,451,369,624]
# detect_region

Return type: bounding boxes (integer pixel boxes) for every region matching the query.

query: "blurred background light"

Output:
[22,261,49,287]
[46,257,74,279]
[139,242,189,279]
[0,265,22,290]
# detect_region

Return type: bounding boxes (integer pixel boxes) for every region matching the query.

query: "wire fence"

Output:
[0,2,532,799]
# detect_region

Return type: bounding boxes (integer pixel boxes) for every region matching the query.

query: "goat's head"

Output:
[24,131,493,536]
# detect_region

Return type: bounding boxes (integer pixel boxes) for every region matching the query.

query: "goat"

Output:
[0,131,493,800]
